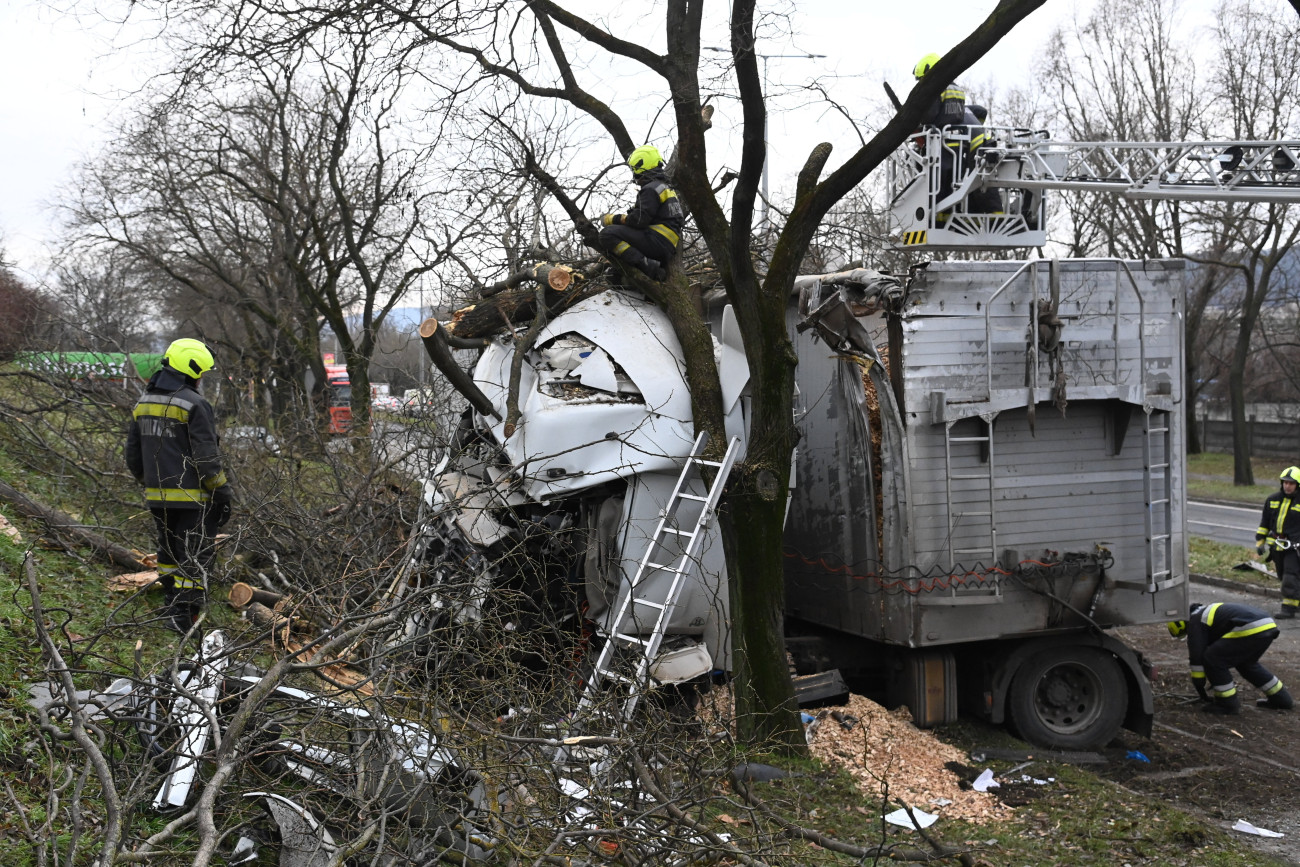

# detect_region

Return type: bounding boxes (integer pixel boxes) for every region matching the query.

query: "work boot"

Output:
[1258,686,1295,710]
[1202,693,1242,715]
[165,590,205,636]
[1276,606,1297,620]
[642,258,667,282]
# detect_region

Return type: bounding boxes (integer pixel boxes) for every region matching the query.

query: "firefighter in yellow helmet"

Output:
[910,53,1002,217]
[1169,602,1292,714]
[125,338,234,634]
[597,145,684,282]
[1257,466,1300,618]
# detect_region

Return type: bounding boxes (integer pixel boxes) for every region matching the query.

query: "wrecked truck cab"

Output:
[471,290,698,500]
[415,289,750,678]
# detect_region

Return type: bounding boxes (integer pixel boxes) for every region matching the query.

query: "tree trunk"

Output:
[1229,328,1254,486]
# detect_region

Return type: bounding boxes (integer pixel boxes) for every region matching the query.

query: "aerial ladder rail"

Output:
[889,128,1300,250]
[979,136,1300,202]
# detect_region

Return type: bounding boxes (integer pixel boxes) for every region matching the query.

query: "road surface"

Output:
[1188,499,1259,547]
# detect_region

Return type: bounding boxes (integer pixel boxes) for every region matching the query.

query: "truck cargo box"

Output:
[785,258,1189,648]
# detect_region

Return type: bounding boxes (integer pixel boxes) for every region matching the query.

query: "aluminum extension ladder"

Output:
[573,432,741,733]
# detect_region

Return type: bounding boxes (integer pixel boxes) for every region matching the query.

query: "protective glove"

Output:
[601,213,619,227]
[1257,541,1270,558]
[211,485,235,528]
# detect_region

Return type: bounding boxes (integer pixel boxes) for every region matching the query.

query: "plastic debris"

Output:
[971,768,1000,792]
[1126,750,1150,762]
[1233,819,1284,838]
[884,807,938,830]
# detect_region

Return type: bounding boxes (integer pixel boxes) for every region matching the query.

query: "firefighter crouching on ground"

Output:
[597,144,683,282]
[1257,465,1300,619]
[1168,601,1293,714]
[125,338,235,635]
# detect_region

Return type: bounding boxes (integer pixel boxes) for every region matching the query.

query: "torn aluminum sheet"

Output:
[27,676,135,721]
[153,631,230,810]
[246,793,339,867]
[233,677,486,832]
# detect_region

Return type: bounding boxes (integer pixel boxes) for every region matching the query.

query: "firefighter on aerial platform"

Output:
[125,338,235,634]
[910,53,1002,218]
[1168,602,1293,714]
[597,145,684,282]
[1256,466,1300,619]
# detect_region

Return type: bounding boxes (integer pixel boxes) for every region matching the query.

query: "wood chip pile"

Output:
[807,693,1011,824]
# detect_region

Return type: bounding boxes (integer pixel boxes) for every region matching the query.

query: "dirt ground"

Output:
[1097,578,1300,864]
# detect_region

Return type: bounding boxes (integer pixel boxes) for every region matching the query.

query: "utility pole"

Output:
[704,47,826,225]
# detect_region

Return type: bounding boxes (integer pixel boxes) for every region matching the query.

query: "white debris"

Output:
[971,768,1000,792]
[884,807,938,830]
[1232,819,1284,838]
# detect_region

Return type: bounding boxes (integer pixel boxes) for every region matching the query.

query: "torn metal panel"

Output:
[153,630,229,810]
[245,793,339,867]
[470,291,697,501]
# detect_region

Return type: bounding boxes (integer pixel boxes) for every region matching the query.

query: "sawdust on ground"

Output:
[806,693,1012,824]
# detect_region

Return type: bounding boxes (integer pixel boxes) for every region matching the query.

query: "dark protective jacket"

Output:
[1257,487,1300,543]
[1186,601,1278,684]
[125,367,228,508]
[919,81,970,129]
[607,167,685,252]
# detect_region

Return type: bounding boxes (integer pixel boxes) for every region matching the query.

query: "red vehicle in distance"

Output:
[324,364,351,434]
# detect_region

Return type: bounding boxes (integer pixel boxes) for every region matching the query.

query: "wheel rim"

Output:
[1032,660,1106,736]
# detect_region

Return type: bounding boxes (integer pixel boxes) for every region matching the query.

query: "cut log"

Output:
[418,319,501,419]
[446,273,601,339]
[228,582,285,610]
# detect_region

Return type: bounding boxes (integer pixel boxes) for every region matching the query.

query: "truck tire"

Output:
[1007,646,1127,750]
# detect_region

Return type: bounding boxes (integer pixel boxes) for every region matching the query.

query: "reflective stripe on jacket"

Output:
[1187,601,1278,681]
[1258,490,1300,543]
[125,368,227,508]
[619,168,684,248]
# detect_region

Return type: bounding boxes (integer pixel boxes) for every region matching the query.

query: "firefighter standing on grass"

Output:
[1168,601,1293,714]
[1257,466,1300,619]
[125,338,234,634]
[597,145,683,282]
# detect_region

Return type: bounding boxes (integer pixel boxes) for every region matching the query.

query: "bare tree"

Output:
[1195,0,1300,484]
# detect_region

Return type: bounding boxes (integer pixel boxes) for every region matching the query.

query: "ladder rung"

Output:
[955,510,993,518]
[690,458,725,469]
[677,493,708,502]
[1148,498,1170,506]
[632,599,667,610]
[662,527,696,537]
[613,632,652,646]
[949,436,991,444]
[644,562,683,574]
[950,474,992,481]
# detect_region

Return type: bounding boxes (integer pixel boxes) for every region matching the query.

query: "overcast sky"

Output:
[0,0,1226,282]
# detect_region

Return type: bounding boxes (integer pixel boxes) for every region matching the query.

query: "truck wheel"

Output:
[1007,646,1126,750]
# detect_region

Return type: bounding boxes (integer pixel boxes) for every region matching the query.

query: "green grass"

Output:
[1187,452,1291,505]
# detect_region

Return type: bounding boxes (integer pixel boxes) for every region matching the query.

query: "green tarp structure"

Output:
[16,352,165,383]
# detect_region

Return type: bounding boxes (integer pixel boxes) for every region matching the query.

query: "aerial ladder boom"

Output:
[889,127,1300,250]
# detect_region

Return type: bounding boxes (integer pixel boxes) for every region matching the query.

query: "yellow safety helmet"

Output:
[913,52,942,80]
[627,145,663,175]
[1281,466,1300,485]
[1167,620,1187,639]
[163,338,216,379]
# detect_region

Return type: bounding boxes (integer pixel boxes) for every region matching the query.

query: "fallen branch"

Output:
[0,479,146,571]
